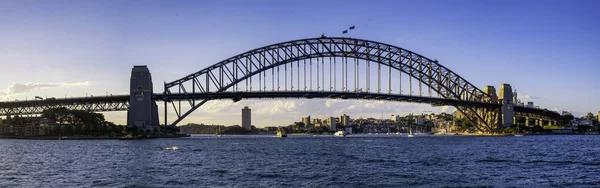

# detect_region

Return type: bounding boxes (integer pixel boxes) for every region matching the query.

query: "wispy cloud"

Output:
[519,95,540,101]
[441,106,456,113]
[2,81,90,96]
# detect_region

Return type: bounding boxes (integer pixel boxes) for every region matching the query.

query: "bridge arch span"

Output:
[164,37,499,132]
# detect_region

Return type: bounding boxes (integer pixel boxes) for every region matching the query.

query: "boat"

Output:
[118,134,137,140]
[515,125,523,137]
[276,128,287,138]
[407,126,415,138]
[164,146,179,150]
[216,127,222,137]
[334,131,347,137]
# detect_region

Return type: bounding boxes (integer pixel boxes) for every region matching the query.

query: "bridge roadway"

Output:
[0,92,558,120]
[0,92,502,116]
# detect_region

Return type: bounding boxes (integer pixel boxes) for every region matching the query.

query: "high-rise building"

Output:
[302,116,311,127]
[242,106,251,130]
[513,90,518,106]
[340,114,350,126]
[327,117,337,131]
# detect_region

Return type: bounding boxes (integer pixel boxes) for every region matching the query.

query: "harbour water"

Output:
[1,134,600,187]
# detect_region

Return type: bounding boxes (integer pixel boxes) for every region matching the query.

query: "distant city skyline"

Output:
[1,0,599,126]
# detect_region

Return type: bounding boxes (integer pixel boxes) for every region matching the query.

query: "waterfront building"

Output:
[302,116,311,127]
[415,116,426,125]
[340,114,350,126]
[527,102,534,107]
[326,117,337,131]
[242,106,251,130]
[570,118,593,127]
[390,115,400,122]
[598,111,599,124]
[312,118,322,126]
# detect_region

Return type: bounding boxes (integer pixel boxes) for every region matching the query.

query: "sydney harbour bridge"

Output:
[0,37,560,133]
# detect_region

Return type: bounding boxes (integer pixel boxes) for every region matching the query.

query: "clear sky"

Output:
[1,0,599,126]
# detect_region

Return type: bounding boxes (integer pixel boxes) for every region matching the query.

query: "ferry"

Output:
[334,131,347,137]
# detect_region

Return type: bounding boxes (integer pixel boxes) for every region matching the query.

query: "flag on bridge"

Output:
[342,30,348,34]
[349,25,355,30]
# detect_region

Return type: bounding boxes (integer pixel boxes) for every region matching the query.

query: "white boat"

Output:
[334,131,347,137]
[164,146,179,150]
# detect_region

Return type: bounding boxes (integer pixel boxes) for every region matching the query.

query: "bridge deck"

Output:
[0,92,559,119]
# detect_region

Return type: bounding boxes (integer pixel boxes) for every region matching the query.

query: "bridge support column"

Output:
[535,119,539,126]
[127,65,160,133]
[525,117,530,126]
[548,120,553,127]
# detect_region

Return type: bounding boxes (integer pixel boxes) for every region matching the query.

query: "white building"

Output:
[242,106,251,130]
[390,115,400,122]
[570,118,593,127]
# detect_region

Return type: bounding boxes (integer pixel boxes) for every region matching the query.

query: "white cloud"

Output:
[2,81,90,96]
[519,94,540,101]
[255,100,303,115]
[441,106,456,113]
[201,100,239,113]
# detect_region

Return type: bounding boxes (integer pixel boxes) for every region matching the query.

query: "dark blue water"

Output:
[1,135,600,187]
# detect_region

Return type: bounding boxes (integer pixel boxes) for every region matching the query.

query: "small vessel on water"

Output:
[407,126,415,138]
[216,127,222,137]
[276,128,287,138]
[334,131,347,137]
[164,146,179,150]
[514,125,523,137]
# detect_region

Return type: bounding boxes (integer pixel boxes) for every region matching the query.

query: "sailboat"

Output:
[408,125,415,137]
[514,124,523,137]
[216,127,222,137]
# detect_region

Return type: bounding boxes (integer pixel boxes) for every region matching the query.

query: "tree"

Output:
[558,113,575,126]
[584,112,595,121]
[62,124,74,136]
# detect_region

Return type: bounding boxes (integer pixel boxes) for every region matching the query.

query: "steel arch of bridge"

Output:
[164,37,500,132]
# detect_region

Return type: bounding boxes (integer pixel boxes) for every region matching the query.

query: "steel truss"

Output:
[163,37,504,132]
[0,95,129,116]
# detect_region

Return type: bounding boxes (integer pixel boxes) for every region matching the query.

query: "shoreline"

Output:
[0,134,190,140]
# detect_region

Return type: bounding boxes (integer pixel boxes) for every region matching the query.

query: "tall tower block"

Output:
[242,106,251,130]
[127,65,159,132]
[498,83,514,127]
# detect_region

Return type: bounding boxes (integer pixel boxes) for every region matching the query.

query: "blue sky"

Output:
[1,0,598,126]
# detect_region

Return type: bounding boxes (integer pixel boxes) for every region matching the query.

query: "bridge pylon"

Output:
[127,65,160,133]
[499,83,514,128]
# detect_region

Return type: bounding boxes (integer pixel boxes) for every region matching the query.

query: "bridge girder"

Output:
[0,95,129,116]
